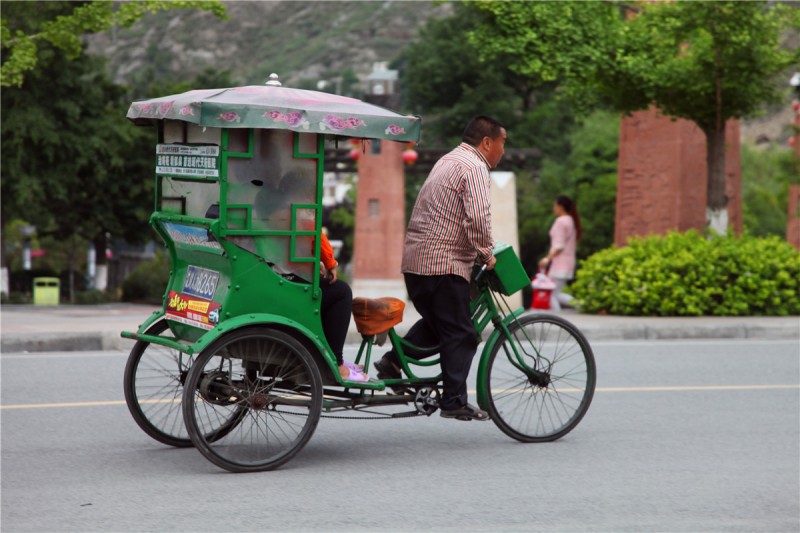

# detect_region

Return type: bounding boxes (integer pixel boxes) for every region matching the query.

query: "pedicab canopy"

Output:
[124,75,420,346]
[126,75,421,143]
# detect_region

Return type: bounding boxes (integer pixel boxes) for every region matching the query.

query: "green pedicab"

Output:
[121,77,596,472]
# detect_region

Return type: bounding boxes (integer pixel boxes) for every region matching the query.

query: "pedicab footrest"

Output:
[351,297,405,336]
[121,331,192,354]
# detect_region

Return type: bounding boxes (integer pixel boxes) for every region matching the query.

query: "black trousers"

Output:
[399,273,478,410]
[320,279,352,364]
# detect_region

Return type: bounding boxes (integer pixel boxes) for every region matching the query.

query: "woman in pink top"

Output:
[538,195,581,310]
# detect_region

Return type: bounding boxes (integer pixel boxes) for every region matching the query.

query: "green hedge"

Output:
[571,231,800,316]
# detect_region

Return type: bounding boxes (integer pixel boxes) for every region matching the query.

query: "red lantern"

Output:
[402,148,418,165]
[793,100,800,113]
[349,148,361,161]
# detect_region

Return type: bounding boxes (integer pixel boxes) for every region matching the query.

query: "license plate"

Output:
[182,265,220,300]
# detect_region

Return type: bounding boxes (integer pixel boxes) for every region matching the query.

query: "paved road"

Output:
[1,339,798,532]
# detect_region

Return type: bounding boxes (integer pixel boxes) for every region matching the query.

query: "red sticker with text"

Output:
[165,291,221,330]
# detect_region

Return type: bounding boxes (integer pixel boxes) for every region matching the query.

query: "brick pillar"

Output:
[787,186,800,249]
[615,107,742,246]
[794,100,800,157]
[351,138,407,298]
[789,103,800,249]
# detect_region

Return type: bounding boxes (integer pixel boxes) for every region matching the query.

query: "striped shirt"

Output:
[402,143,494,281]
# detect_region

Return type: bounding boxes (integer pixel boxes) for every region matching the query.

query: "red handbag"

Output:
[531,288,551,310]
[530,266,554,310]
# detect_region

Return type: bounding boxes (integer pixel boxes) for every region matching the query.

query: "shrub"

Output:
[571,231,800,316]
[121,252,170,304]
[1,291,31,304]
[75,290,117,305]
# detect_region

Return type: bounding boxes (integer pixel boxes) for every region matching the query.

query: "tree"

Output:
[1,0,227,87]
[470,1,800,234]
[741,144,800,237]
[1,43,152,298]
[401,2,538,147]
[1,1,227,297]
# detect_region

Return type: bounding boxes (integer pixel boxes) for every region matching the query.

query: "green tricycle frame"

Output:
[121,82,596,473]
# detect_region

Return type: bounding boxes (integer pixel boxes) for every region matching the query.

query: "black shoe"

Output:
[439,403,490,421]
[374,355,409,394]
[374,355,402,380]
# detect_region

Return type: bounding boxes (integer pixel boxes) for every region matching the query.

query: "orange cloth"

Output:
[351,297,405,335]
[320,232,338,271]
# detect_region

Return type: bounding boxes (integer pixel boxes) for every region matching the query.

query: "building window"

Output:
[368,199,380,217]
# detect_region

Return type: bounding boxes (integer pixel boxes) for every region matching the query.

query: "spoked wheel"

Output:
[123,320,194,447]
[124,320,245,448]
[483,313,596,442]
[182,327,323,473]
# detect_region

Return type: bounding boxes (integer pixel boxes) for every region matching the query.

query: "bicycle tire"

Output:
[123,320,245,448]
[182,326,323,473]
[483,313,596,442]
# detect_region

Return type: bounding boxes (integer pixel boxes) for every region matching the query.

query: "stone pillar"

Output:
[491,171,522,309]
[615,107,742,246]
[351,138,407,299]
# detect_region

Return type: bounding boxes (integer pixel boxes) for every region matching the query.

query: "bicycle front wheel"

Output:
[483,313,596,442]
[182,327,323,473]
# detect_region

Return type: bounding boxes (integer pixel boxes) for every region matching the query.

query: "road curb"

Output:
[1,332,137,353]
[3,321,797,353]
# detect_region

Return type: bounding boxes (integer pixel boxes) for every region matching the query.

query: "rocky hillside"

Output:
[87,0,451,94]
[87,0,797,145]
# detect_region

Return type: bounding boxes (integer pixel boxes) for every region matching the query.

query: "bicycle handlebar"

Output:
[474,263,488,282]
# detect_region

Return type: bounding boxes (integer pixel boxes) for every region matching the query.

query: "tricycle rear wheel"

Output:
[123,320,195,447]
[123,320,245,447]
[182,326,323,472]
[483,313,596,442]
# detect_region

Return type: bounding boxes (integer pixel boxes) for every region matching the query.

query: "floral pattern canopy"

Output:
[127,85,421,143]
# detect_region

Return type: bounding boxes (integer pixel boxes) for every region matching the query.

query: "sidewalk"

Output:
[1,303,797,353]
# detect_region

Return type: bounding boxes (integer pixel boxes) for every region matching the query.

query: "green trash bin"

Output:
[33,277,60,306]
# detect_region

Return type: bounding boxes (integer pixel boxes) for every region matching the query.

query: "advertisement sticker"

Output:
[165,291,221,331]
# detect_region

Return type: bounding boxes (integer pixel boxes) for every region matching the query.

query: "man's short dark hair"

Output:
[462,116,505,146]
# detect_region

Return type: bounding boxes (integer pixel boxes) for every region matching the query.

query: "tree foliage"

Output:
[402,3,621,274]
[401,2,535,147]
[518,111,620,269]
[741,144,800,237]
[469,1,800,231]
[1,42,154,247]
[470,1,799,127]
[401,2,621,274]
[1,0,227,87]
[1,1,230,291]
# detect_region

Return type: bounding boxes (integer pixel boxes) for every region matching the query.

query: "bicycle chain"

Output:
[273,408,422,420]
[271,388,439,420]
